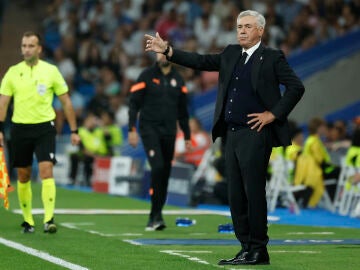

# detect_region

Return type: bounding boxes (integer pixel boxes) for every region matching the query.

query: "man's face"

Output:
[236,15,264,49]
[21,35,42,63]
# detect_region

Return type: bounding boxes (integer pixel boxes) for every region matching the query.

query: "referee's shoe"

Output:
[44,218,57,233]
[21,221,35,233]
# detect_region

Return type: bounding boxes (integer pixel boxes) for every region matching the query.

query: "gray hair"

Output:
[237,10,266,29]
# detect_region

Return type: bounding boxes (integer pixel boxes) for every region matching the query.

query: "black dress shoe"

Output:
[235,249,270,265]
[218,249,248,265]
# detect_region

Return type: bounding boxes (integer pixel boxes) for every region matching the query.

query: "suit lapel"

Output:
[251,43,265,92]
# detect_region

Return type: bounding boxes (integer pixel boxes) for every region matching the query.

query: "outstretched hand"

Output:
[144,32,167,54]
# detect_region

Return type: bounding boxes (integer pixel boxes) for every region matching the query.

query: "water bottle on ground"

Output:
[218,223,234,233]
[175,217,196,227]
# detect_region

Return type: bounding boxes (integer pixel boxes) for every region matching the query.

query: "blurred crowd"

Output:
[202,116,360,208]
[266,116,360,209]
[34,0,360,197]
[40,0,360,134]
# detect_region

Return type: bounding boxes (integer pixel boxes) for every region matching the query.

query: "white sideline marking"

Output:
[60,222,143,237]
[287,232,334,235]
[60,222,94,229]
[0,237,89,270]
[160,250,211,265]
[159,250,261,269]
[271,250,321,254]
[11,208,280,221]
[284,239,343,244]
[123,239,143,246]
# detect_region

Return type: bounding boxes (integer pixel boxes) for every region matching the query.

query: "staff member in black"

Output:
[128,53,191,231]
[145,10,304,265]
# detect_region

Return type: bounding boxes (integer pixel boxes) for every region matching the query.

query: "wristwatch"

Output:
[162,45,170,56]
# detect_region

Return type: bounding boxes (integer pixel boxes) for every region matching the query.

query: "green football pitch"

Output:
[0,183,359,270]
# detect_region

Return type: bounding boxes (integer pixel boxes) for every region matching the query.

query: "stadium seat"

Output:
[266,157,303,214]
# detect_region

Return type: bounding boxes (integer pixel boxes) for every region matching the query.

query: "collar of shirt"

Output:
[242,41,261,64]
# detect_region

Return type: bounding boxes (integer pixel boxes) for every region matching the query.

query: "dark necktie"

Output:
[240,52,248,65]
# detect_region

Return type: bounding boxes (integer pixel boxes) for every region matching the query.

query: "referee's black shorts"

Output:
[10,121,57,167]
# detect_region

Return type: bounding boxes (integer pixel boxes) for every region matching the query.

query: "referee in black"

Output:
[128,53,191,231]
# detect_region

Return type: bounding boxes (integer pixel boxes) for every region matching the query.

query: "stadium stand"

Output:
[1,0,360,214]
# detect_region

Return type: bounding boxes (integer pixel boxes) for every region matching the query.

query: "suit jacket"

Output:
[169,43,305,147]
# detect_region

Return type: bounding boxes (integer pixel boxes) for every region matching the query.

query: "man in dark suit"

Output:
[144,10,304,265]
